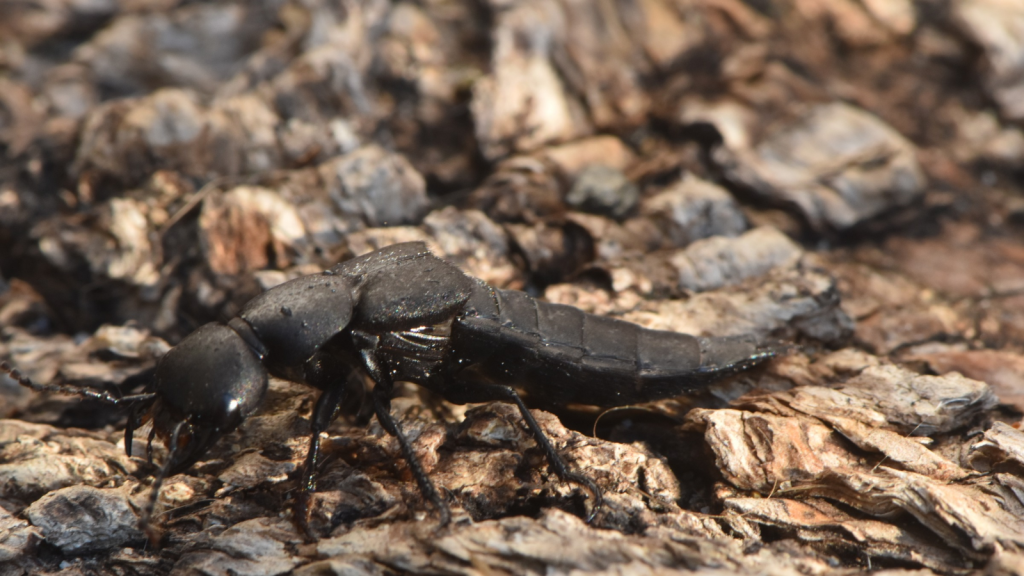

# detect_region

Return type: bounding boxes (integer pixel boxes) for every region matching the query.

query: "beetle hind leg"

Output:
[445,382,603,522]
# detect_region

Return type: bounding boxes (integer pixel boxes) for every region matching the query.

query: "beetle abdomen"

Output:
[452,287,773,407]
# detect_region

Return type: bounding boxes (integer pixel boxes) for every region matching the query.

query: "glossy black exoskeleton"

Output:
[2,242,775,538]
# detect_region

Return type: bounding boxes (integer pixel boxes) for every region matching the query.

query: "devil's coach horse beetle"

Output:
[3,242,776,538]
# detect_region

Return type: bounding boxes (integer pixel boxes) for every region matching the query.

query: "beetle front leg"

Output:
[444,382,603,522]
[353,332,452,527]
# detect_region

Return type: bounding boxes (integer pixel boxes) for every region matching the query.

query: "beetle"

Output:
[2,241,775,538]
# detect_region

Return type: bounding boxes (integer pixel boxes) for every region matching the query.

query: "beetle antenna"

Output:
[1,360,157,406]
[139,420,186,545]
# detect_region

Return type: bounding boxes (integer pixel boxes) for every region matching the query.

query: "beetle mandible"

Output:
[3,241,775,538]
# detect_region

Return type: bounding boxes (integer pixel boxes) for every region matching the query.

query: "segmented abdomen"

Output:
[451,283,772,407]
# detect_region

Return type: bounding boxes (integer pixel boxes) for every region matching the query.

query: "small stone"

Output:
[25,485,142,554]
[565,164,639,220]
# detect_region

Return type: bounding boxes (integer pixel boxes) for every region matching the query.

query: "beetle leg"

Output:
[445,382,603,522]
[354,337,451,527]
[139,419,188,546]
[124,401,148,458]
[146,425,158,465]
[295,383,348,540]
[370,379,452,528]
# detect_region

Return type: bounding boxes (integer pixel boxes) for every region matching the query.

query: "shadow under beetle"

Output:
[3,242,776,538]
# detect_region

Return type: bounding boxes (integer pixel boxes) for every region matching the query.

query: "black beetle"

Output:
[3,242,775,538]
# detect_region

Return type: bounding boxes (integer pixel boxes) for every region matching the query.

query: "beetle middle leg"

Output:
[294,341,374,537]
[353,332,452,527]
[444,381,603,521]
[295,382,349,539]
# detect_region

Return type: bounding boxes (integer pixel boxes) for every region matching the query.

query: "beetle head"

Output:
[148,322,268,473]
